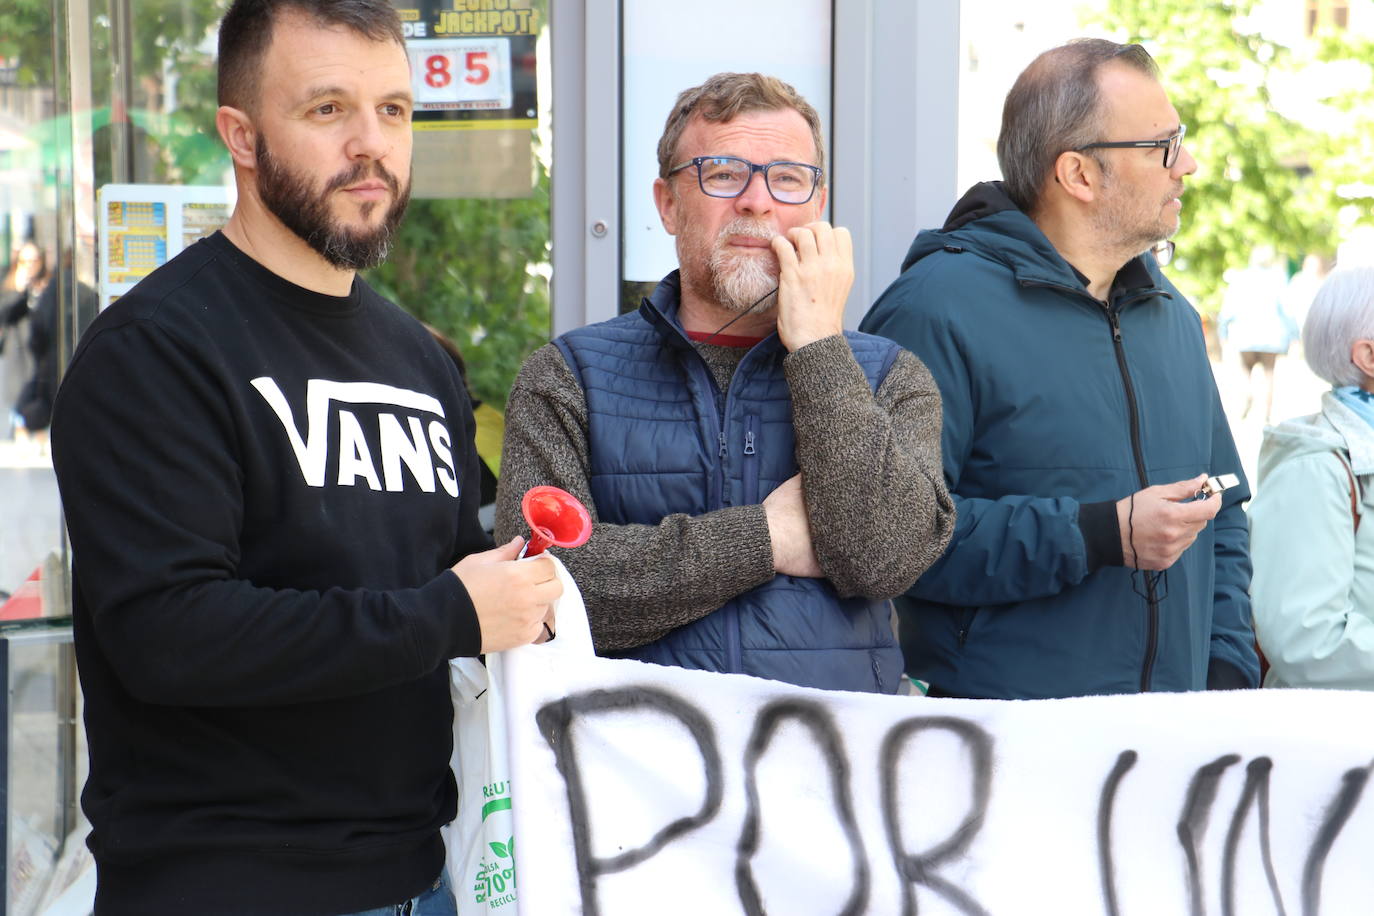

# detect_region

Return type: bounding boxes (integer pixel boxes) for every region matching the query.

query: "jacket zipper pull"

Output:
[719,431,728,458]
[744,429,756,455]
[1107,306,1123,343]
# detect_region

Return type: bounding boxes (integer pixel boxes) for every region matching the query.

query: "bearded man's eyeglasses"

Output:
[1077,125,1187,170]
[666,156,823,205]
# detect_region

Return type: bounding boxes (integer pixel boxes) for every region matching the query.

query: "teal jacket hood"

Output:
[899,180,1168,299]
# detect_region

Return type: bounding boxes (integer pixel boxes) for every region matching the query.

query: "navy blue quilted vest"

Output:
[553,272,904,694]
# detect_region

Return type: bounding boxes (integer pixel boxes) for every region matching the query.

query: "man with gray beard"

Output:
[496,72,955,693]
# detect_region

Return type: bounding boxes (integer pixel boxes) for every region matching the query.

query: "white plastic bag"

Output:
[446,653,515,913]
[444,555,585,914]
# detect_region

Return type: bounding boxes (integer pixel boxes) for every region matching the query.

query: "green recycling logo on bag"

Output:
[472,780,516,908]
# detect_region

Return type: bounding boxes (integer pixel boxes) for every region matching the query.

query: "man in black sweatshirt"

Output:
[49,1,561,913]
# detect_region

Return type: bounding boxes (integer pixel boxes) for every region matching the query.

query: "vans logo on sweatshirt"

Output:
[251,377,459,497]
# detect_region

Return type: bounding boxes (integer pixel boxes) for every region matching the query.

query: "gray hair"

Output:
[997,38,1159,214]
[656,72,825,182]
[1303,267,1374,387]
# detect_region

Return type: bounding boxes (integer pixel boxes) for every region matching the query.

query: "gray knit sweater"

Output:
[495,332,955,652]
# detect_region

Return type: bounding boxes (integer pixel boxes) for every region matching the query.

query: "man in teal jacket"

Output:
[861,38,1258,699]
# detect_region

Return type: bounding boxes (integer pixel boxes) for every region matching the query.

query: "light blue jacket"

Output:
[1250,391,1374,688]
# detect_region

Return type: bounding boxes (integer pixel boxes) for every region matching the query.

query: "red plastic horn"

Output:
[520,485,592,556]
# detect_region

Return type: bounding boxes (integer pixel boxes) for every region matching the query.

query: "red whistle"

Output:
[520,485,592,557]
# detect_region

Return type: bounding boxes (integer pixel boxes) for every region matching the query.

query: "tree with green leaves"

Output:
[1089,0,1371,316]
[1304,27,1374,255]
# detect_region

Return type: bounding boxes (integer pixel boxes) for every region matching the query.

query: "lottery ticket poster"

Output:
[97,184,230,310]
[394,0,542,199]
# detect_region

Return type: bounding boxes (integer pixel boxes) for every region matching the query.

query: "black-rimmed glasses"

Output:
[1150,239,1176,267]
[1078,125,1187,169]
[666,156,823,205]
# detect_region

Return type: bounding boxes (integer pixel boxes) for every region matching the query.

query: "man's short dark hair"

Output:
[217,0,405,112]
[656,72,826,183]
[996,38,1159,214]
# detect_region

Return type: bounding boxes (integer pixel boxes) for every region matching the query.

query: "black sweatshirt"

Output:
[50,232,489,915]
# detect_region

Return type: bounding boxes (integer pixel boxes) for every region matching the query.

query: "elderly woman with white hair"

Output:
[1250,266,1374,688]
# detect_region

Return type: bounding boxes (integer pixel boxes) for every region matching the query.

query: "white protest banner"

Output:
[487,592,1374,915]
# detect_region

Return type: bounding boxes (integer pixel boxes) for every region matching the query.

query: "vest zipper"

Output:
[743,416,759,504]
[719,370,742,672]
[708,384,727,510]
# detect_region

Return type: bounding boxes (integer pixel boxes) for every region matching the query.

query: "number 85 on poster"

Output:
[406,38,513,111]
